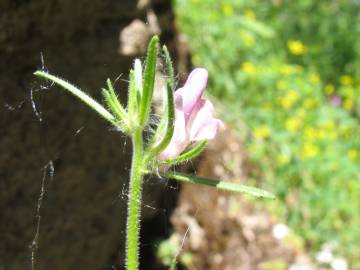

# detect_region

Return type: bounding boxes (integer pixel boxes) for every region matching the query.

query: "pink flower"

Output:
[159,68,224,160]
[330,95,342,107]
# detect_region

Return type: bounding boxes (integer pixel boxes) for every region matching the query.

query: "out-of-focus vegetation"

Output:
[175,0,360,265]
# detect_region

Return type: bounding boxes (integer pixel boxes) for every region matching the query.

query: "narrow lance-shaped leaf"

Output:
[101,88,129,133]
[160,140,207,165]
[105,79,129,126]
[139,35,159,127]
[34,71,115,124]
[145,79,175,160]
[162,171,276,199]
[162,45,174,90]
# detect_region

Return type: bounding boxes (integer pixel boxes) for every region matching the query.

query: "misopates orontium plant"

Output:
[34,36,275,270]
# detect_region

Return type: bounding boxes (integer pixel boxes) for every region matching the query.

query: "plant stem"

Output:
[126,128,144,270]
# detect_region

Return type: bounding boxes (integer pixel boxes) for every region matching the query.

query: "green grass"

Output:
[175,0,360,266]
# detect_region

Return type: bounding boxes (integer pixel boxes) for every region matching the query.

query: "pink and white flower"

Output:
[330,95,342,107]
[159,68,224,160]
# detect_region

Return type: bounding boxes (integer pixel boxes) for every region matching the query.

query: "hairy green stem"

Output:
[126,129,144,270]
[34,71,115,124]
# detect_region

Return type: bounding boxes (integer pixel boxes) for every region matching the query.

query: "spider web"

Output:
[14,54,186,270]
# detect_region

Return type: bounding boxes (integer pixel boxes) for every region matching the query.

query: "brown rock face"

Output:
[1,1,177,269]
[170,131,298,270]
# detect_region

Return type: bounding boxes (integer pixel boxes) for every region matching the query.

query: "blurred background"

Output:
[1,0,359,269]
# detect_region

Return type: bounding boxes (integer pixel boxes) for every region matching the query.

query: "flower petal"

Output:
[174,68,208,118]
[158,101,189,160]
[189,99,224,141]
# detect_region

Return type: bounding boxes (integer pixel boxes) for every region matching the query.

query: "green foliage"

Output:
[175,0,360,264]
[139,36,159,127]
[164,171,276,199]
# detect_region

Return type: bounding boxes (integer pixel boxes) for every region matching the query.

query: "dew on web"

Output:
[4,101,25,111]
[29,53,55,122]
[113,73,123,85]
[29,160,55,270]
[74,127,84,136]
[30,87,43,122]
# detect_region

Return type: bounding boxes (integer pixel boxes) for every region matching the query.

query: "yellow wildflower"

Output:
[244,9,256,19]
[303,98,318,109]
[281,65,296,76]
[304,127,317,141]
[343,99,353,110]
[340,75,354,86]
[280,90,299,109]
[322,120,336,130]
[347,149,358,160]
[288,90,300,100]
[320,121,338,140]
[317,129,327,139]
[309,73,320,84]
[324,84,335,95]
[287,40,306,55]
[301,143,319,159]
[240,31,255,48]
[254,125,270,139]
[285,117,302,132]
[241,62,256,74]
[222,4,234,16]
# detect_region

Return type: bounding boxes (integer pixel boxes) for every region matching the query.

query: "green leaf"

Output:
[162,171,276,199]
[101,88,129,132]
[139,35,159,127]
[34,71,115,124]
[162,45,174,89]
[105,79,129,123]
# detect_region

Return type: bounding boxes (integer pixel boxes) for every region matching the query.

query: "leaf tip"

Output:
[33,70,43,76]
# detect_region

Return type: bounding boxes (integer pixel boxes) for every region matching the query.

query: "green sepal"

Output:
[162,171,276,199]
[139,35,159,127]
[34,71,115,124]
[160,140,208,165]
[145,79,175,161]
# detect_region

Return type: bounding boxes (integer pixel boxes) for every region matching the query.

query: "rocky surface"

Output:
[169,130,314,270]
